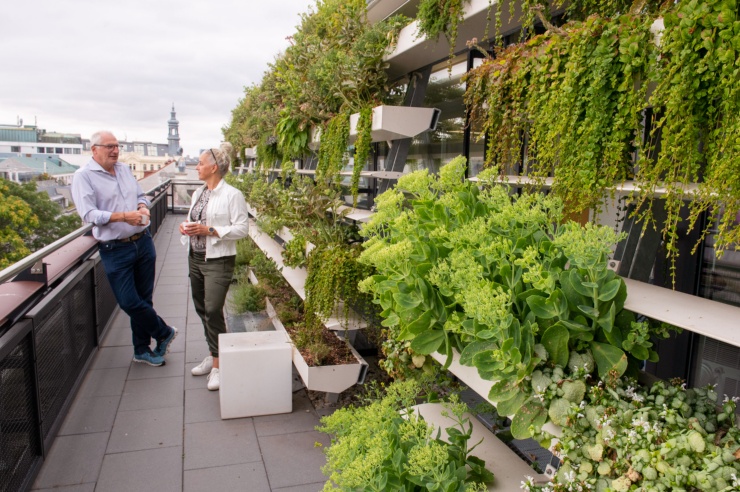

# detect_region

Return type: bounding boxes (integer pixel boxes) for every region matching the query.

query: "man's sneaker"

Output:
[154,326,178,357]
[207,368,220,391]
[191,355,213,376]
[133,349,165,367]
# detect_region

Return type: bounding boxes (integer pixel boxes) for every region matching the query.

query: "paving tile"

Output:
[90,346,135,369]
[186,323,206,341]
[100,324,132,347]
[155,304,190,320]
[119,376,184,412]
[185,366,209,390]
[128,351,185,380]
[33,483,96,492]
[254,392,321,437]
[185,339,210,364]
[76,367,129,398]
[259,430,330,489]
[31,432,109,489]
[58,395,120,435]
[184,463,270,492]
[107,406,183,453]
[184,419,261,470]
[184,388,221,423]
[96,446,182,492]
[154,283,189,295]
[157,274,189,285]
[273,482,329,492]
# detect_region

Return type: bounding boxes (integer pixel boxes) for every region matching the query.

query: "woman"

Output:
[180,142,249,390]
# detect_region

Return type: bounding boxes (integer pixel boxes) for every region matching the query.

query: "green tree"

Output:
[0,178,81,269]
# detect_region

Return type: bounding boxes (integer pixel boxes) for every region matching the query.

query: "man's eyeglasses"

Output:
[93,144,123,150]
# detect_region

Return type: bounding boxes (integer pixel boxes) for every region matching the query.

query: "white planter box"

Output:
[348,105,441,143]
[267,298,368,393]
[219,330,292,419]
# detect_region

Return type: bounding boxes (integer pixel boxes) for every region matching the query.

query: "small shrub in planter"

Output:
[318,379,494,491]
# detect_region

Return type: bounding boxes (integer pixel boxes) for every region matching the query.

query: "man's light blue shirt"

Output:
[71,158,150,241]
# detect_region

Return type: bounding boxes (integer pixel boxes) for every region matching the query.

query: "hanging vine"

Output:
[465,13,657,215]
[351,106,373,206]
[633,0,740,272]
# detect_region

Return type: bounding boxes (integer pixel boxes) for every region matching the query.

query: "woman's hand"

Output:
[181,222,208,236]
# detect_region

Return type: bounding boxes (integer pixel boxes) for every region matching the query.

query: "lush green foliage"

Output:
[465,0,740,273]
[634,0,740,261]
[318,379,493,491]
[351,105,373,206]
[465,13,658,214]
[524,378,740,492]
[359,157,678,438]
[417,0,470,62]
[0,178,81,269]
[230,173,373,363]
[223,0,407,186]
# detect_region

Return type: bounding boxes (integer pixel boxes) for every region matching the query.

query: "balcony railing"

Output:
[0,178,202,492]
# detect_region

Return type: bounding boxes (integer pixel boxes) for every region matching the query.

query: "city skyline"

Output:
[0,0,310,157]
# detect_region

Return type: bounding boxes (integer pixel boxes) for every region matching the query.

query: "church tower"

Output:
[167,104,181,156]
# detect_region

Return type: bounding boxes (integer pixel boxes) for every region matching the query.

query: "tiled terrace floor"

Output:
[31,215,331,492]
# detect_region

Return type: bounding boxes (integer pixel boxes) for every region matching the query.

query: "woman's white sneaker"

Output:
[207,368,220,391]
[192,355,213,376]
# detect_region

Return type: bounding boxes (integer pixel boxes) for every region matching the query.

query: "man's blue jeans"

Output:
[98,232,170,355]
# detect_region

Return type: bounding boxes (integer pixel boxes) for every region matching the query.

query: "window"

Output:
[11,146,20,152]
[47,147,54,153]
[134,144,145,154]
[55,148,63,154]
[38,147,45,153]
[64,148,72,154]
[74,149,81,154]
[405,58,467,174]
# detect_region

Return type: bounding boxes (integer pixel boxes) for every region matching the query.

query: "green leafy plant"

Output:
[633,0,740,270]
[524,378,740,492]
[359,157,678,437]
[351,105,373,205]
[318,379,494,491]
[229,282,266,313]
[464,0,740,279]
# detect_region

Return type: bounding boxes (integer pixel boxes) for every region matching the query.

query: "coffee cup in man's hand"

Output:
[140,214,150,226]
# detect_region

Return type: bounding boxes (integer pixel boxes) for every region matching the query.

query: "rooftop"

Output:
[30,215,332,492]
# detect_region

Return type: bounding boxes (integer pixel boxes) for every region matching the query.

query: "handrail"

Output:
[0,179,173,284]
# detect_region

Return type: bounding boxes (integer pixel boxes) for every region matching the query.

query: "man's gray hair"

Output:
[90,131,115,146]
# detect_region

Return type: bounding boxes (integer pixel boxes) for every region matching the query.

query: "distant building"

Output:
[0,155,78,185]
[3,106,185,182]
[0,123,83,156]
[168,104,182,156]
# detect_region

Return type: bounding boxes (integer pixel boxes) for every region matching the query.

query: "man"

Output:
[72,130,177,366]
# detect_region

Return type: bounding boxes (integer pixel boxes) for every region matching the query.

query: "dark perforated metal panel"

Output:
[0,325,41,492]
[32,271,96,440]
[94,259,116,339]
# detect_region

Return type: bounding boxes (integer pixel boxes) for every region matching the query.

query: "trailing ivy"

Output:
[351,105,373,205]
[316,112,350,187]
[465,12,658,215]
[633,0,740,269]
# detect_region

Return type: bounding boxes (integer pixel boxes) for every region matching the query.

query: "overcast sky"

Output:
[0,0,311,157]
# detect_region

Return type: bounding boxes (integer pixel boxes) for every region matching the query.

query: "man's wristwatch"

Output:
[208,227,215,236]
